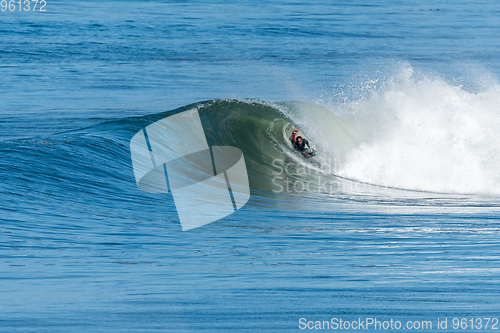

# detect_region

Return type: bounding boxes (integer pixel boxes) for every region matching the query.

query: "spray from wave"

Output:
[325,65,500,194]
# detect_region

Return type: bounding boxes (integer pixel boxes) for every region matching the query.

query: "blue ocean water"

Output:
[2,1,500,332]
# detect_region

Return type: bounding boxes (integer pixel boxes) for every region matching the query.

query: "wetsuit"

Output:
[291,132,310,152]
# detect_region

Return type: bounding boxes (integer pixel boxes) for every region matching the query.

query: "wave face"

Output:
[0,100,353,212]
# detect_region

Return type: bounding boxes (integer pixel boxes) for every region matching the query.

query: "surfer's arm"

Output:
[291,128,299,142]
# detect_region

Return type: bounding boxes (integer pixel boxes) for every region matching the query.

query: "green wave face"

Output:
[118,98,362,196]
[194,99,362,195]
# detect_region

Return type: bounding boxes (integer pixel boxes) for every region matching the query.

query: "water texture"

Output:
[2,1,500,332]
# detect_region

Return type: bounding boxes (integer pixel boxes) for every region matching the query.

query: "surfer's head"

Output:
[296,136,303,145]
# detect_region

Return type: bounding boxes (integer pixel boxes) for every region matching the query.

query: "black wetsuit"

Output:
[292,138,309,152]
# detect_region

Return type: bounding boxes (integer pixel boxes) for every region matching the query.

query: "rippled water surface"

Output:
[2,1,500,332]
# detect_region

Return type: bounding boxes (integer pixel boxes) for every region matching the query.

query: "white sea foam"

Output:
[330,65,500,194]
